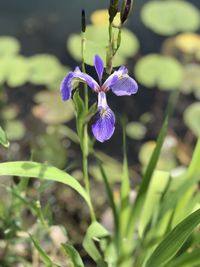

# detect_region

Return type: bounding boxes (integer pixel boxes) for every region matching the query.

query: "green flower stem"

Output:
[81,31,96,222]
[106,22,113,74]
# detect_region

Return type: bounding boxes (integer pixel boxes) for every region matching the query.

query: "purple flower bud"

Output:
[120,0,133,24]
[81,9,86,32]
[108,0,119,23]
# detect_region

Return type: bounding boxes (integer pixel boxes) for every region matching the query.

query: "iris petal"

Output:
[94,54,104,82]
[111,76,138,96]
[92,107,115,143]
[60,67,99,101]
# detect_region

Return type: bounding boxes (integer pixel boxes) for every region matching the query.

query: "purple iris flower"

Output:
[60,55,138,142]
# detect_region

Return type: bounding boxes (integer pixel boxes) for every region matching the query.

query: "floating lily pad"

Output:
[28,54,65,85]
[91,9,121,27]
[5,120,26,141]
[184,102,200,137]
[67,25,139,66]
[32,91,75,124]
[174,33,200,54]
[2,105,19,120]
[126,121,147,140]
[181,64,200,96]
[33,133,67,168]
[141,1,200,35]
[134,54,183,90]
[0,58,9,84]
[0,36,20,57]
[139,137,177,171]
[7,56,30,87]
[139,112,154,124]
[46,66,70,91]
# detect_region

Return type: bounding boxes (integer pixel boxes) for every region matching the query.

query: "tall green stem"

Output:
[81,31,96,222]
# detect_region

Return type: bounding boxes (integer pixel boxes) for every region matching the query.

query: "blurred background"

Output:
[0,0,200,266]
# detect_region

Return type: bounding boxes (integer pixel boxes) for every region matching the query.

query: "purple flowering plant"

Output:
[60,54,138,142]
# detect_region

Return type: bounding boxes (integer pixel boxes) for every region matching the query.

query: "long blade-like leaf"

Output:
[0,161,92,209]
[145,208,200,267]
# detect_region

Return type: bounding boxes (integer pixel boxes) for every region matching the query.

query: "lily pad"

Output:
[7,56,30,87]
[5,120,26,141]
[184,102,200,137]
[126,121,147,140]
[91,9,121,27]
[181,64,200,96]
[32,91,75,124]
[141,0,200,36]
[0,36,20,57]
[28,54,65,85]
[174,33,200,54]
[67,25,139,66]
[134,54,183,90]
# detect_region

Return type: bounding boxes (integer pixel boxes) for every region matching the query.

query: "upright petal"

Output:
[91,92,115,142]
[60,67,100,101]
[94,55,104,82]
[102,65,138,96]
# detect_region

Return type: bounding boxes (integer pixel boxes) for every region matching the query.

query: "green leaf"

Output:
[0,126,9,147]
[168,249,200,267]
[141,0,200,36]
[62,244,85,267]
[184,102,200,137]
[30,235,59,267]
[73,91,85,140]
[0,36,20,57]
[5,120,26,141]
[134,54,183,90]
[83,221,109,266]
[126,116,168,236]
[145,208,200,267]
[126,121,147,140]
[0,161,92,210]
[67,25,139,67]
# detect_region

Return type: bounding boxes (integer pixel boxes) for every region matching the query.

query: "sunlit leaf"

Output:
[91,9,121,27]
[5,120,26,141]
[62,244,85,267]
[7,56,30,87]
[134,54,183,90]
[126,121,147,140]
[184,102,200,137]
[141,1,200,36]
[32,91,74,124]
[28,54,65,85]
[174,33,200,54]
[0,36,20,57]
[67,25,139,66]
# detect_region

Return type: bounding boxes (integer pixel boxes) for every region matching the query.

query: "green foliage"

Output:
[67,25,139,66]
[126,121,146,140]
[134,54,183,90]
[62,244,85,267]
[33,91,75,124]
[0,126,9,147]
[184,102,200,137]
[145,208,200,267]
[141,0,200,35]
[0,36,20,57]
[5,120,26,141]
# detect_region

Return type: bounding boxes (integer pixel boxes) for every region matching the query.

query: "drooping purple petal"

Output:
[60,71,74,101]
[91,92,115,142]
[92,107,115,142]
[60,67,99,101]
[111,76,138,96]
[94,55,104,82]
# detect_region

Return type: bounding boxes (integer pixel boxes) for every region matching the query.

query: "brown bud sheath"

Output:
[108,0,119,23]
[81,9,86,32]
[120,0,133,24]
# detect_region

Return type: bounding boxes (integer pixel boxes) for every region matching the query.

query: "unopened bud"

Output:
[108,0,119,23]
[120,0,133,24]
[81,9,86,32]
